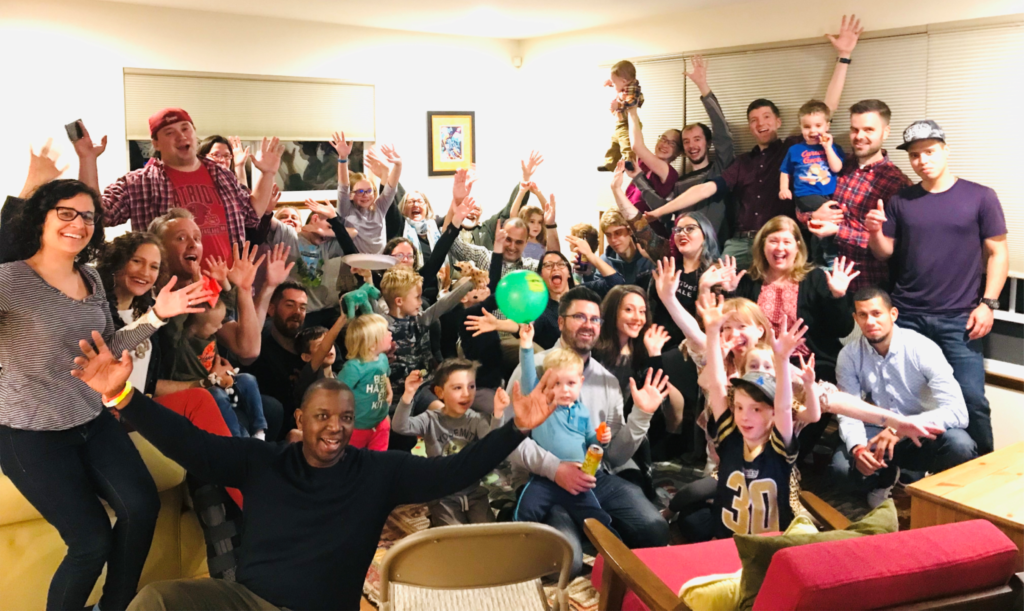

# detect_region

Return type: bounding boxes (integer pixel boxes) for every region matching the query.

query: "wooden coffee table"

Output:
[906,442,1024,568]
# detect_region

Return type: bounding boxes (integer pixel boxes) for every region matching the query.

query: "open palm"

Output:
[630,368,670,414]
[510,370,558,429]
[71,331,133,399]
[825,256,860,297]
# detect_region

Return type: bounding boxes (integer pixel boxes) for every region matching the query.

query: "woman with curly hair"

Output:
[0,179,211,610]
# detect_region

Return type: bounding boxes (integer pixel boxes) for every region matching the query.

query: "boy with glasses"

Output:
[599,209,653,285]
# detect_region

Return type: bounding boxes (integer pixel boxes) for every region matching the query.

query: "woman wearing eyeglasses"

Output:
[199,135,248,187]
[0,179,212,610]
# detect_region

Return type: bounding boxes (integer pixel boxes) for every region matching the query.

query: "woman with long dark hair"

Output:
[0,180,210,609]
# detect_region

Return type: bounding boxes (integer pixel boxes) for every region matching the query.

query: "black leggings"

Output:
[0,410,160,610]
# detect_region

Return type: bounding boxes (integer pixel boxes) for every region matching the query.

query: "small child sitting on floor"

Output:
[392,360,506,526]
[512,323,615,533]
[600,60,644,172]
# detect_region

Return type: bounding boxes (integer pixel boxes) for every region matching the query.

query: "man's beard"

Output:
[687,153,707,166]
[864,331,890,345]
[565,330,597,355]
[274,315,304,339]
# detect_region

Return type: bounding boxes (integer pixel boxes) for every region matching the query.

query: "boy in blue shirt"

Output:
[780,100,845,267]
[511,323,615,533]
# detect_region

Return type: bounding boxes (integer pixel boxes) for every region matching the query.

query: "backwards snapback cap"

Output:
[148,108,194,139]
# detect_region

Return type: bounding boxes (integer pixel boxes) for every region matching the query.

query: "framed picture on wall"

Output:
[427,111,475,176]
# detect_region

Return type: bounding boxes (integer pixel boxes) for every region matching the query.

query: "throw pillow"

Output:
[735,500,897,610]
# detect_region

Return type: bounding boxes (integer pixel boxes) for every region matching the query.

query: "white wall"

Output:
[0,0,528,226]
[516,0,1024,235]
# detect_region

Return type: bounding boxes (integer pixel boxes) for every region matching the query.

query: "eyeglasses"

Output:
[565,313,603,326]
[658,135,680,146]
[673,224,701,236]
[392,252,415,261]
[54,206,96,225]
[207,153,232,161]
[606,228,631,240]
[541,261,568,270]
[353,188,374,196]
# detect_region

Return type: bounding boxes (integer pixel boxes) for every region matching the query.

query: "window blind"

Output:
[925,23,1024,272]
[633,58,686,174]
[123,68,375,142]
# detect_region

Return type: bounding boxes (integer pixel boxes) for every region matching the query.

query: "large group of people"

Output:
[0,14,1010,611]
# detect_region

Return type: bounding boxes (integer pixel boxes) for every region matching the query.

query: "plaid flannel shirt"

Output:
[101,157,261,244]
[797,154,911,290]
[613,80,644,122]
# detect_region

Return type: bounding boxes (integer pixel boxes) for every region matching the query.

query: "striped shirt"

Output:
[0,262,163,431]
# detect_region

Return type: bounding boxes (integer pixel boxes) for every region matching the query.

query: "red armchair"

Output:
[586,492,1024,611]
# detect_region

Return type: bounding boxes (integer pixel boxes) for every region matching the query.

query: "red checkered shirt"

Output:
[797,153,911,290]
[100,157,261,244]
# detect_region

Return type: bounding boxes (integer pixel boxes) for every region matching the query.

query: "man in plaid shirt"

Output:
[75,108,283,264]
[800,99,911,290]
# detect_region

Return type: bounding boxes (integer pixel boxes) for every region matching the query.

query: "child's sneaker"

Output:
[866,466,900,509]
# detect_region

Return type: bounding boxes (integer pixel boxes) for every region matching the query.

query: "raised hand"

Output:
[203,256,230,288]
[304,198,337,219]
[770,317,808,361]
[510,369,558,430]
[269,184,282,210]
[403,369,425,402]
[610,160,625,190]
[153,276,218,320]
[493,219,508,254]
[797,353,817,389]
[684,55,709,94]
[451,195,477,227]
[824,256,860,298]
[493,386,510,420]
[696,292,726,330]
[380,143,402,166]
[330,131,353,159]
[465,308,500,337]
[20,139,69,198]
[819,132,834,147]
[229,136,250,169]
[630,368,671,414]
[71,121,108,160]
[227,241,266,292]
[364,146,389,181]
[521,150,544,182]
[827,14,864,57]
[264,243,295,288]
[252,137,284,174]
[452,167,473,202]
[807,219,840,238]
[72,331,133,400]
[653,257,681,300]
[643,324,672,357]
[565,234,595,262]
[543,194,557,226]
[864,199,887,233]
[519,322,535,348]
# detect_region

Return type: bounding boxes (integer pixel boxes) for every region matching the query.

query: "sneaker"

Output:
[597,165,613,172]
[866,466,900,509]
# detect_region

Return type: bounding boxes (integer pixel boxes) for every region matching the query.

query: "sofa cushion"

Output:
[592,538,743,611]
[736,500,897,610]
[752,519,1019,611]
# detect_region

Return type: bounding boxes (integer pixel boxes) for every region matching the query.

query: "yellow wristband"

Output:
[102,381,133,407]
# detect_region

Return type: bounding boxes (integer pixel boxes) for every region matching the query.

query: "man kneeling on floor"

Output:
[831,287,977,507]
[71,331,561,611]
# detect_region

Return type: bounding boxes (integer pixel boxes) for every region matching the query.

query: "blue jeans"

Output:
[543,470,668,576]
[209,373,267,437]
[897,313,992,454]
[0,410,160,610]
[830,425,977,491]
[515,475,616,534]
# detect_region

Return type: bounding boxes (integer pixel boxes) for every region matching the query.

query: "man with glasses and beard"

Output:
[242,282,310,432]
[506,286,670,576]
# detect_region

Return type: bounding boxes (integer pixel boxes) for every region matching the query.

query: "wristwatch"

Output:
[981,298,1000,311]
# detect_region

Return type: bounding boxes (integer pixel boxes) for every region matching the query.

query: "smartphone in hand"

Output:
[65,120,84,142]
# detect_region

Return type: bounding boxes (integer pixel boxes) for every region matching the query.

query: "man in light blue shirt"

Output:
[832,287,976,507]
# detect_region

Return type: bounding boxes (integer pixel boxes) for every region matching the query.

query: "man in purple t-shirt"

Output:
[866,120,1009,455]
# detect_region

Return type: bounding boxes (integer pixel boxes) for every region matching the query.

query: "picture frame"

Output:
[427,111,475,176]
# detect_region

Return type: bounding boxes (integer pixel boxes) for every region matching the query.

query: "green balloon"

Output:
[495,270,549,324]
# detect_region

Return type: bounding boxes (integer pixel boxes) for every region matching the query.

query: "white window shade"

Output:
[926,24,1024,273]
[633,58,686,173]
[123,68,374,142]
[682,34,928,181]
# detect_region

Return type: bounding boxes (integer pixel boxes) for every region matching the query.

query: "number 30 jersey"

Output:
[708,411,799,539]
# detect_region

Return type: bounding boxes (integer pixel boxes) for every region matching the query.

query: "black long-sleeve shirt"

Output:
[120,391,527,610]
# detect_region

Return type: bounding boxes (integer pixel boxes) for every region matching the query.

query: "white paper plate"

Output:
[342,253,398,271]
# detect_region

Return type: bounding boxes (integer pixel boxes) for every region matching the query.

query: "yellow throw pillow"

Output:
[677,517,819,611]
[679,570,743,611]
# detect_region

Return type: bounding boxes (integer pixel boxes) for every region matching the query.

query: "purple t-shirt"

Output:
[883,179,1006,315]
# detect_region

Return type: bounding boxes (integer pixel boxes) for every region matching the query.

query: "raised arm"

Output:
[249,137,284,217]
[542,193,560,252]
[649,181,719,220]
[696,293,729,420]
[332,131,353,213]
[566,234,616,279]
[216,242,266,362]
[823,15,864,113]
[72,121,107,195]
[627,108,672,183]
[654,257,706,351]
[770,318,809,444]
[380,144,403,192]
[865,199,895,260]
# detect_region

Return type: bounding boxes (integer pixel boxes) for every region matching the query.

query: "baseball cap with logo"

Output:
[731,371,777,403]
[148,108,194,139]
[897,120,946,150]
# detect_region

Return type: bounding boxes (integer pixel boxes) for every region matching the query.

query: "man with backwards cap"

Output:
[865,120,1008,456]
[74,109,283,263]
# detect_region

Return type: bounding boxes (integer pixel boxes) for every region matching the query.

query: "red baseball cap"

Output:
[148,108,194,138]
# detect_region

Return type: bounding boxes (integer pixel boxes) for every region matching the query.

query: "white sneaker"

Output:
[866,466,900,509]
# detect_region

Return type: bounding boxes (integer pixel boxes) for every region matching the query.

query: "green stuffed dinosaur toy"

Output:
[342,282,381,319]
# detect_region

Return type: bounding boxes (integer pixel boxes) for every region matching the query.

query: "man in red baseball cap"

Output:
[74,109,283,264]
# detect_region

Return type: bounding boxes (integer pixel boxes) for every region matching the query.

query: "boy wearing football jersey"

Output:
[682,293,804,541]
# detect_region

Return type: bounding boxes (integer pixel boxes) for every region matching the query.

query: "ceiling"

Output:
[104,0,746,39]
